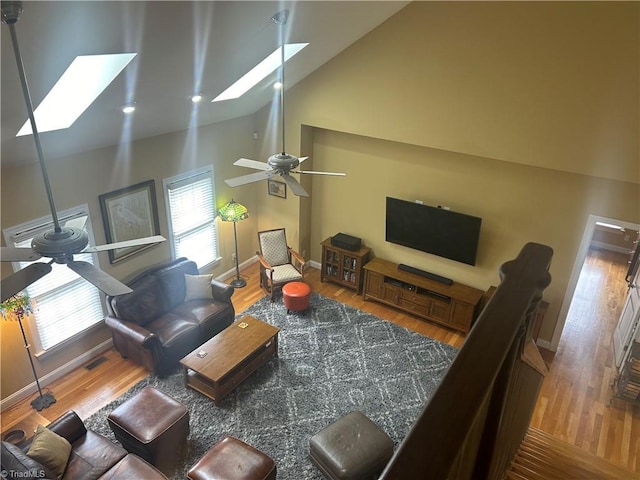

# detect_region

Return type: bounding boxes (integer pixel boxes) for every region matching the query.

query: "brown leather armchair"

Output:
[104,258,235,375]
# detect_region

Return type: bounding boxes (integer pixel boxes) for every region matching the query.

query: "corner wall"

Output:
[1,114,258,402]
[270,1,639,346]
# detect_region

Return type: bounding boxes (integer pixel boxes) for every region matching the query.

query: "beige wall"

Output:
[1,115,259,400]
[591,225,638,252]
[286,1,638,183]
[277,1,639,343]
[307,129,639,342]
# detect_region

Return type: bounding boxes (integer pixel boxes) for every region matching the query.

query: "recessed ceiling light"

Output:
[17,53,137,136]
[121,104,136,114]
[191,94,203,103]
[273,82,283,90]
[212,43,308,102]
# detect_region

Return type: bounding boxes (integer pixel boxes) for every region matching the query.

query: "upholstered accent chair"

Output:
[257,228,306,300]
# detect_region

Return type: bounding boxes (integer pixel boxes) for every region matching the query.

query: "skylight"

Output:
[17,53,137,137]
[212,43,308,102]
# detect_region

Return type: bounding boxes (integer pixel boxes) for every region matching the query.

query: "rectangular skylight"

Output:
[17,53,137,136]
[212,43,309,102]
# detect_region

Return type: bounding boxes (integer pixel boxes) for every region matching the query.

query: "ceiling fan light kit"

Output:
[224,9,345,197]
[1,1,165,305]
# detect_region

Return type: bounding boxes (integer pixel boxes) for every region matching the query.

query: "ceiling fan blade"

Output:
[64,215,88,230]
[1,247,42,262]
[83,235,166,253]
[225,170,276,187]
[281,174,309,197]
[66,260,132,296]
[295,170,346,176]
[234,158,272,171]
[1,263,52,302]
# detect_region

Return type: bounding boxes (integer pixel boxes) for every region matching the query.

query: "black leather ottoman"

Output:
[107,386,189,474]
[309,411,393,480]
[187,436,276,480]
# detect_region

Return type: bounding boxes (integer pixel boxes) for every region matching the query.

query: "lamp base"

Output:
[31,392,56,412]
[230,277,247,288]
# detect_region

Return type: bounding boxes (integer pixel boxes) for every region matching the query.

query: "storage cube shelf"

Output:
[321,238,372,294]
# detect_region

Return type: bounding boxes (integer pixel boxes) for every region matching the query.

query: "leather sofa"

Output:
[104,257,235,375]
[0,410,167,479]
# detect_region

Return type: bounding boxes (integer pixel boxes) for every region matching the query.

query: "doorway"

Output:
[550,214,640,351]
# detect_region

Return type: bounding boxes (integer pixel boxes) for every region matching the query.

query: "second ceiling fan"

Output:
[224,9,345,197]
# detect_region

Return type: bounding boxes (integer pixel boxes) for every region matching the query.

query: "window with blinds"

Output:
[3,206,104,353]
[164,166,220,269]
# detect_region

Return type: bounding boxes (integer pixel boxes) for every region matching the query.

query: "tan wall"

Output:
[591,226,639,252]
[307,129,639,342]
[1,115,258,400]
[275,1,639,344]
[286,1,638,182]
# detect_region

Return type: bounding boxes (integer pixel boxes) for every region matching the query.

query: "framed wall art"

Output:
[99,180,161,263]
[267,179,287,198]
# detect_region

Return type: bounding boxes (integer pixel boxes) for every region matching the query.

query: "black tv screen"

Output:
[385,197,482,266]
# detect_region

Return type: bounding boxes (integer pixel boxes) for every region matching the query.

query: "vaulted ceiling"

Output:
[1,1,408,167]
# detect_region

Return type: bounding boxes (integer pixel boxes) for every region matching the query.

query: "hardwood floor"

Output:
[1,249,638,474]
[530,248,640,473]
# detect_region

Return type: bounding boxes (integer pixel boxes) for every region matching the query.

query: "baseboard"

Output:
[215,255,258,282]
[0,339,113,412]
[535,338,555,352]
[307,260,321,270]
[590,241,631,255]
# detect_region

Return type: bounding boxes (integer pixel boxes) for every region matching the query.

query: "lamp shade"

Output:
[0,294,33,322]
[218,199,248,222]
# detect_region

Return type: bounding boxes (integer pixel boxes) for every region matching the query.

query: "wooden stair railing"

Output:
[506,427,637,480]
[380,242,554,480]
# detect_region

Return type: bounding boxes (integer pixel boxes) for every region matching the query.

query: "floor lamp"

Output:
[218,199,249,288]
[1,294,56,411]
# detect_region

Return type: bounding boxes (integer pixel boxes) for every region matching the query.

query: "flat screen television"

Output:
[385,197,482,266]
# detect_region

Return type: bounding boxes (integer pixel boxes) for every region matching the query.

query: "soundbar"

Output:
[398,264,453,285]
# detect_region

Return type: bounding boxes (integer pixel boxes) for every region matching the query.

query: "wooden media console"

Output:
[363,257,483,333]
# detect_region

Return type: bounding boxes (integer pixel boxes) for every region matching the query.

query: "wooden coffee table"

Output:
[180,315,280,406]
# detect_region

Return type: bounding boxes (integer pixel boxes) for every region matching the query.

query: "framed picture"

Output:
[99,180,161,263]
[267,179,287,198]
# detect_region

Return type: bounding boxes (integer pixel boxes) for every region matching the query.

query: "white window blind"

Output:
[164,166,219,269]
[4,206,104,353]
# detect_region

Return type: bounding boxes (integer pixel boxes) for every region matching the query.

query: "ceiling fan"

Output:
[0,1,165,303]
[224,9,345,197]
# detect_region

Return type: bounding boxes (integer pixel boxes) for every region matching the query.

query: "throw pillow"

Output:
[26,424,72,479]
[184,274,214,301]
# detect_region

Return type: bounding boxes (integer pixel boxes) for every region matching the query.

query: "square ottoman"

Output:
[107,386,189,474]
[309,411,393,480]
[187,436,276,480]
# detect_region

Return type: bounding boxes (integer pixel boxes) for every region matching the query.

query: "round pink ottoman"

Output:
[282,281,311,313]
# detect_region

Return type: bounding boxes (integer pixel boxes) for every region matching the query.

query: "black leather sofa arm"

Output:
[105,316,159,347]
[46,410,88,445]
[211,279,234,303]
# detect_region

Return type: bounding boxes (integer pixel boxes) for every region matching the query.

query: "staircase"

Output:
[505,428,636,480]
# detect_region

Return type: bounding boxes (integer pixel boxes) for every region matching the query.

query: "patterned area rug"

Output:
[85,293,458,479]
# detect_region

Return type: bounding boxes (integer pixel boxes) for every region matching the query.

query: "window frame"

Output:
[2,204,105,356]
[163,165,221,270]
